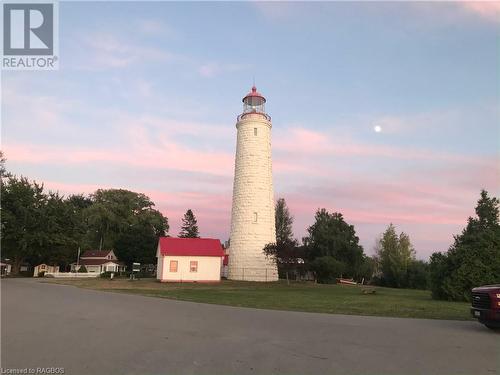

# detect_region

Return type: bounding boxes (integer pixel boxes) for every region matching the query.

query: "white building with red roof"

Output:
[156,237,224,282]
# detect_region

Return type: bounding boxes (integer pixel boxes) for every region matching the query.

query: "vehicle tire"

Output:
[484,324,500,330]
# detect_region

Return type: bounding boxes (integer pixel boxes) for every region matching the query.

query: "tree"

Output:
[263,239,302,284]
[1,176,48,274]
[407,260,429,290]
[430,190,500,301]
[375,224,416,288]
[303,208,364,278]
[82,189,168,268]
[275,198,294,244]
[357,255,376,283]
[310,256,346,284]
[84,189,169,251]
[179,209,199,238]
[0,150,9,178]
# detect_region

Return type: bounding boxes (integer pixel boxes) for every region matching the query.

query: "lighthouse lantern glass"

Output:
[243,96,266,115]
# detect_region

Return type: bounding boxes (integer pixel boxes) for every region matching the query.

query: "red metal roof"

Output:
[158,237,224,257]
[243,85,266,102]
[81,250,112,258]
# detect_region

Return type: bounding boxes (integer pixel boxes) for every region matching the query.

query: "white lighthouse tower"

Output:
[228,86,278,282]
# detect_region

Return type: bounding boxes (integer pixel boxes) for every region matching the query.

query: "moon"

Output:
[374,125,382,133]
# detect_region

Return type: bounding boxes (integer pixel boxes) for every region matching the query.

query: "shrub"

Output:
[406,260,429,290]
[38,271,46,277]
[310,256,346,284]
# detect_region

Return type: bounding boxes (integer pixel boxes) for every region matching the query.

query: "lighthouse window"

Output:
[254,128,258,136]
[253,212,258,223]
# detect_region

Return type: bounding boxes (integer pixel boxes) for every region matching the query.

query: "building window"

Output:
[254,128,258,136]
[169,260,178,273]
[253,212,258,223]
[190,261,198,273]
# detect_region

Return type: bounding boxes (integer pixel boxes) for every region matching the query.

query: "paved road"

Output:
[1,278,499,375]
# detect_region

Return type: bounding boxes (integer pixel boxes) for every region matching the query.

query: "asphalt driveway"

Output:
[1,278,498,375]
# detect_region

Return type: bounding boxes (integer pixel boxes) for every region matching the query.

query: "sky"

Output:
[2,1,499,260]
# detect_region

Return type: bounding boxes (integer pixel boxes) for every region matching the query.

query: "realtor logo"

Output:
[2,1,59,70]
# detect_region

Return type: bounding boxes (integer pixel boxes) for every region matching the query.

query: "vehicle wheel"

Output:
[484,324,500,330]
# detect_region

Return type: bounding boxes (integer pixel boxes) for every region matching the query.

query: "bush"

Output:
[406,260,429,290]
[77,265,87,273]
[310,256,346,284]
[38,271,46,277]
[429,252,448,299]
[101,271,116,279]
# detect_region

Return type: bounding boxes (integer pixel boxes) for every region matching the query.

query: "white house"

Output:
[156,237,224,282]
[0,261,12,276]
[33,263,59,277]
[71,250,126,273]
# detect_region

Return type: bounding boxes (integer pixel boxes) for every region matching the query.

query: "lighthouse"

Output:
[228,86,278,282]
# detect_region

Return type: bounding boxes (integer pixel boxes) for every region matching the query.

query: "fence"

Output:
[44,272,100,278]
[227,268,278,282]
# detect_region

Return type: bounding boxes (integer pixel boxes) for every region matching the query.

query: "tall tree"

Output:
[303,208,364,278]
[1,176,48,273]
[376,224,416,288]
[179,209,199,238]
[430,190,500,301]
[84,189,169,251]
[275,198,294,244]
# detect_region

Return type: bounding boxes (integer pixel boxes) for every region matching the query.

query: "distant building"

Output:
[156,238,224,282]
[0,261,12,276]
[71,250,126,273]
[33,264,59,277]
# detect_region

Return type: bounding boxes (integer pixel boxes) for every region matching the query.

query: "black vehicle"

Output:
[471,285,500,330]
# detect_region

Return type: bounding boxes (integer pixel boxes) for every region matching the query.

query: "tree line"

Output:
[2,151,498,301]
[1,152,202,273]
[266,191,500,302]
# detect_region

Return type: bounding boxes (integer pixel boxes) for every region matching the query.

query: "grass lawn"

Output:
[43,278,472,321]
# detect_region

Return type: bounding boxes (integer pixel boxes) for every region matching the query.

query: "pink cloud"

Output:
[4,140,233,177]
[460,1,500,22]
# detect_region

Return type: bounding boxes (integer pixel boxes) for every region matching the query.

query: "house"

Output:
[33,264,59,277]
[71,250,126,273]
[0,261,12,276]
[156,237,224,282]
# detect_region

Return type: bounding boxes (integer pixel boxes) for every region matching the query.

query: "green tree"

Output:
[178,209,199,238]
[375,224,416,288]
[407,260,429,290]
[0,150,9,178]
[1,176,47,273]
[310,256,346,283]
[303,208,364,278]
[275,198,294,244]
[84,189,169,250]
[263,239,302,284]
[430,190,500,301]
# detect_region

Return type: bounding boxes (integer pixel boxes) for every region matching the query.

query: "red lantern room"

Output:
[239,86,271,121]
